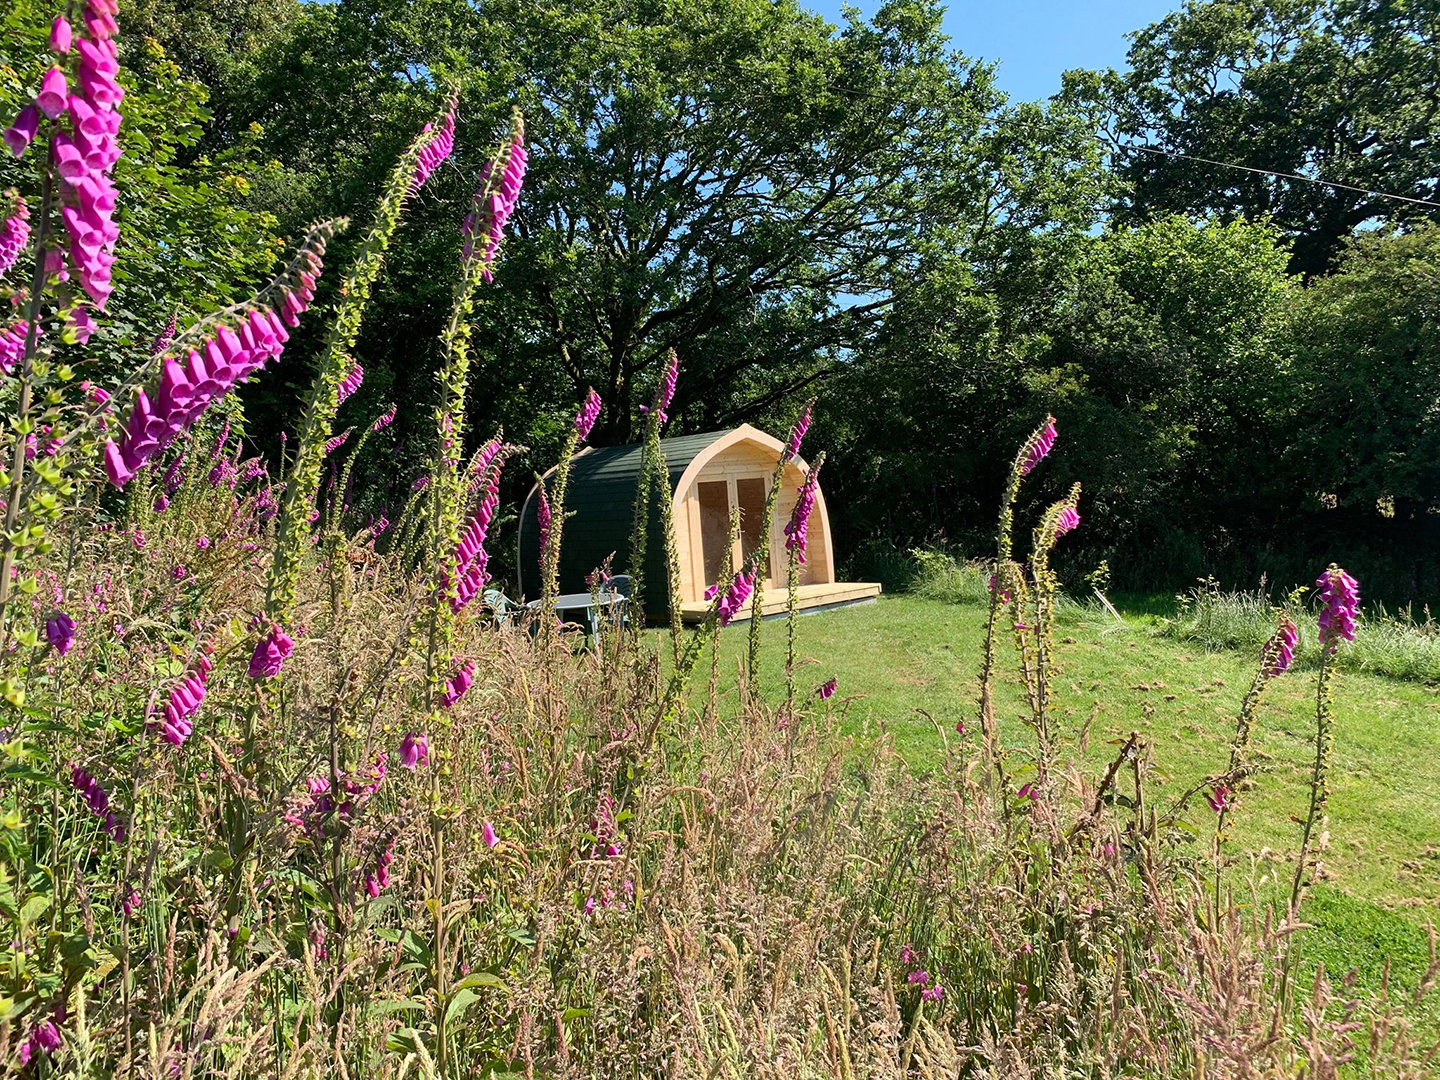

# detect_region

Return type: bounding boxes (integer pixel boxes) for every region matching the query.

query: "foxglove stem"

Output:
[268,94,458,629]
[0,164,54,653]
[427,110,526,699]
[1021,483,1081,791]
[628,350,682,648]
[538,428,582,646]
[1290,567,1358,914]
[652,513,742,744]
[977,415,1057,795]
[1212,614,1295,911]
[785,542,800,718]
[747,400,814,687]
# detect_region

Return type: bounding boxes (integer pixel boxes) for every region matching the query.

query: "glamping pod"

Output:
[516,425,881,622]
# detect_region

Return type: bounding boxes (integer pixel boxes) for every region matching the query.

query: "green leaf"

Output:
[443,987,480,1027]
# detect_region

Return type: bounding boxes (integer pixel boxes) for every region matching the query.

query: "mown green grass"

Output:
[676,593,1440,1022]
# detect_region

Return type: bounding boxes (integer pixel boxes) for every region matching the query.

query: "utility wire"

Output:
[1124,144,1440,210]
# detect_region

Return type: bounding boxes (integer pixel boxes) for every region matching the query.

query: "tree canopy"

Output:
[1068,0,1440,275]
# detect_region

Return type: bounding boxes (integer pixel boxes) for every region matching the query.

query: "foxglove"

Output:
[1266,617,1299,676]
[409,97,457,194]
[574,388,602,442]
[784,457,823,561]
[103,223,337,487]
[640,349,679,426]
[441,659,475,707]
[398,731,429,769]
[337,360,364,404]
[716,567,756,626]
[0,193,29,279]
[1316,565,1359,651]
[461,111,527,281]
[70,763,125,840]
[783,401,813,462]
[248,625,295,679]
[1020,417,1057,476]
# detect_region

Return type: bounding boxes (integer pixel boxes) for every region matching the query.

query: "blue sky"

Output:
[805,0,1178,101]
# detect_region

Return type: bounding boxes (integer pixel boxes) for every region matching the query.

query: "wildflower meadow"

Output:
[0,1,1436,1077]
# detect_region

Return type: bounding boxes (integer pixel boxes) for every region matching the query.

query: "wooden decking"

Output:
[678,581,882,623]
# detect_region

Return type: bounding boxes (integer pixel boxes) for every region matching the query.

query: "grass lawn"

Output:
[675,593,1440,1023]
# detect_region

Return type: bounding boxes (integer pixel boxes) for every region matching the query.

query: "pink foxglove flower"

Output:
[451,457,505,612]
[0,319,39,375]
[1266,617,1299,677]
[783,401,812,462]
[1054,505,1080,538]
[17,1017,62,1066]
[324,431,349,456]
[715,567,756,626]
[1315,565,1359,651]
[640,349,679,426]
[50,17,73,54]
[372,404,396,431]
[784,459,822,561]
[0,194,30,280]
[1020,417,1057,476]
[37,67,69,119]
[70,763,125,841]
[4,105,41,159]
[411,474,430,491]
[461,112,528,281]
[817,677,837,700]
[45,611,76,655]
[152,644,212,747]
[337,360,364,403]
[398,731,429,769]
[103,232,332,487]
[482,820,498,848]
[441,660,475,707]
[151,311,178,355]
[409,98,457,194]
[248,625,295,679]
[574,388,602,442]
[363,838,395,897]
[1206,785,1231,813]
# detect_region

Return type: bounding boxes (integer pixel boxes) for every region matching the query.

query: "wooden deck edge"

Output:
[678,582,882,624]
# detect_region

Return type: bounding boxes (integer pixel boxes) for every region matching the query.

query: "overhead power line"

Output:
[1125,144,1440,211]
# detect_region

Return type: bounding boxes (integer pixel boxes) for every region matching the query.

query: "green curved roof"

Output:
[516,429,733,610]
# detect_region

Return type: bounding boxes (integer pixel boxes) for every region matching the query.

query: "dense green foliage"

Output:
[20,0,1434,603]
[1069,0,1440,275]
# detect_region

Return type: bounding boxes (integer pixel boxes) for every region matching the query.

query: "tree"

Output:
[1283,226,1440,600]
[1068,0,1440,275]
[1037,215,1298,583]
[461,0,1107,446]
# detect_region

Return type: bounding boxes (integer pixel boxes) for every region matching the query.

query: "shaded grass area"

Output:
[677,594,1440,1027]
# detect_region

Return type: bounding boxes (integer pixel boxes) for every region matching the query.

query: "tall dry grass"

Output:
[2,441,1434,1079]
